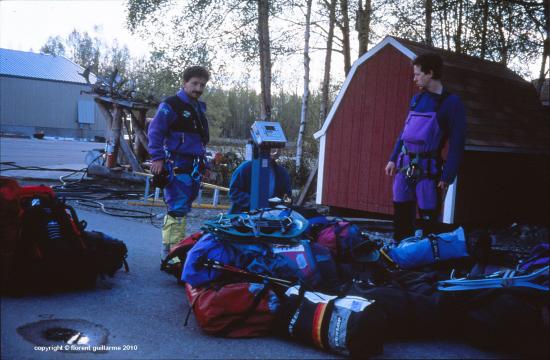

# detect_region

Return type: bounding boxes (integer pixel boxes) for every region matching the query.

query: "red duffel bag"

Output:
[185,282,280,338]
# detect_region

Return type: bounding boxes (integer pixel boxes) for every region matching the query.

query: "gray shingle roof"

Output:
[0,48,96,84]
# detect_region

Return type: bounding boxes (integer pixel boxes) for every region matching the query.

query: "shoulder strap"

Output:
[436,90,451,111]
[427,234,440,262]
[410,90,451,112]
[163,95,185,116]
[410,92,426,110]
[164,95,208,144]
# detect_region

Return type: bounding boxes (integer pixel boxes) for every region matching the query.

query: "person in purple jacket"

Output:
[385,53,466,242]
[148,66,210,258]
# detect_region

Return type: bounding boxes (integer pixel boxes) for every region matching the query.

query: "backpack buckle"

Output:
[405,162,421,181]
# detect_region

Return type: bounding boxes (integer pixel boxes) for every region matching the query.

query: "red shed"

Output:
[314,36,550,224]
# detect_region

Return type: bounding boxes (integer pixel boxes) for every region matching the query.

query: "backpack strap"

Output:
[184,287,204,326]
[217,283,271,336]
[410,92,426,110]
[428,234,441,262]
[436,90,451,111]
[164,95,208,144]
[409,89,451,112]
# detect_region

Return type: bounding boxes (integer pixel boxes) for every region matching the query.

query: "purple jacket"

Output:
[148,89,208,161]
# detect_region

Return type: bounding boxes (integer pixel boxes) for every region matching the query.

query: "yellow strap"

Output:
[380,248,398,268]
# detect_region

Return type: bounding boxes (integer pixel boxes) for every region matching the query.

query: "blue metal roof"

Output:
[0,48,96,84]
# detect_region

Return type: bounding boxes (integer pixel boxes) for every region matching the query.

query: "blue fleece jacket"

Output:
[228,160,292,214]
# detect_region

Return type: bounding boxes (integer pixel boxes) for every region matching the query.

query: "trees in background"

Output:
[39,0,546,186]
[40,29,131,80]
[379,0,545,78]
[357,0,373,56]
[319,0,338,130]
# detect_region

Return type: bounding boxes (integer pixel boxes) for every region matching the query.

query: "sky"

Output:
[0,0,542,86]
[0,0,337,91]
[0,0,323,90]
[0,0,149,57]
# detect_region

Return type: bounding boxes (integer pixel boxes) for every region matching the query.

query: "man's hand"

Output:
[385,161,396,176]
[150,159,165,175]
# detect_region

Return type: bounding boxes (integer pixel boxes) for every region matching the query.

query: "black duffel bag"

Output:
[275,285,387,358]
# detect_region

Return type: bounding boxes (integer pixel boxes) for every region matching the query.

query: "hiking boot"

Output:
[161,243,171,260]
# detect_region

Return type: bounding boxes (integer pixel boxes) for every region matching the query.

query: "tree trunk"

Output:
[296,0,313,172]
[130,109,149,162]
[537,0,549,96]
[258,0,272,121]
[425,0,433,46]
[357,0,372,56]
[339,0,351,75]
[480,0,489,59]
[320,0,337,128]
[493,2,508,65]
[443,4,451,50]
[455,0,464,53]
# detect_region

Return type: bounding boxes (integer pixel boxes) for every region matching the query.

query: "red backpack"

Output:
[160,231,204,283]
[1,177,94,294]
[316,220,383,264]
[184,282,280,338]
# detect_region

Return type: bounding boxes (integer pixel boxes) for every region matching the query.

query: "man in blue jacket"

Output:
[228,153,292,214]
[384,53,466,241]
[148,66,210,258]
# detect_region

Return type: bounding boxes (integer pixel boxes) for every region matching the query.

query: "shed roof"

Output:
[315,36,550,154]
[0,48,95,85]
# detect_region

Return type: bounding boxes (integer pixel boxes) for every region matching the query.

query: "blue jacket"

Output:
[389,90,466,183]
[229,160,292,214]
[148,89,208,161]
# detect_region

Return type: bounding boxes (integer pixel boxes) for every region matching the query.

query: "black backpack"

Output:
[82,231,129,278]
[4,192,129,295]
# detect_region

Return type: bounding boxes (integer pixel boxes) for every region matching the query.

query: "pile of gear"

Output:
[0,176,129,296]
[161,206,549,358]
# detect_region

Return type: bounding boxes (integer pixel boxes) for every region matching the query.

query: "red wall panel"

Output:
[323,45,416,215]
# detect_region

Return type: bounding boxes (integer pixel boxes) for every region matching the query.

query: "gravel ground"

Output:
[18,178,548,257]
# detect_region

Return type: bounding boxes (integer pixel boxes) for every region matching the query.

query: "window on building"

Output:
[78,100,95,124]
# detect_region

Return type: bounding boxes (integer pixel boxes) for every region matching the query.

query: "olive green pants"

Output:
[161,214,186,257]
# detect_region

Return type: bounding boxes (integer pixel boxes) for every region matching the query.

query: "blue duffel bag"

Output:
[388,227,469,269]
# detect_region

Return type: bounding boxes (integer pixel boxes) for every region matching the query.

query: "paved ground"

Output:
[0,137,102,181]
[1,137,510,359]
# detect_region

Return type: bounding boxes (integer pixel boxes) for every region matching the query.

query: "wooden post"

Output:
[116,108,144,172]
[112,105,123,166]
[88,164,145,183]
[296,160,318,206]
[130,110,149,162]
[94,97,154,173]
[96,101,113,142]
[139,109,149,159]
